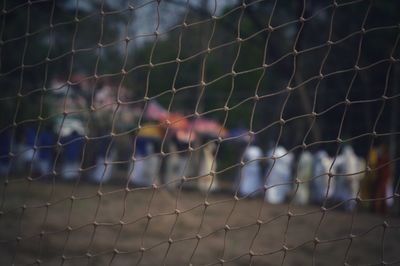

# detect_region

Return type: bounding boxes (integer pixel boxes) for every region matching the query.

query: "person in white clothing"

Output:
[292,150,313,205]
[265,146,294,204]
[310,150,334,205]
[332,145,364,211]
[129,138,161,187]
[197,142,218,193]
[238,145,263,197]
[90,136,114,183]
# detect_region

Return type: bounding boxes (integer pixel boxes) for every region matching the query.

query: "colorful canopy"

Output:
[190,118,228,138]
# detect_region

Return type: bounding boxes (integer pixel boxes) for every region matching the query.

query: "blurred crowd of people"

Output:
[0,119,395,215]
[239,143,395,214]
[0,119,221,193]
[0,76,397,215]
[0,76,225,194]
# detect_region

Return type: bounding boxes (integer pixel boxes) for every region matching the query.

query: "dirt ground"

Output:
[0,179,399,266]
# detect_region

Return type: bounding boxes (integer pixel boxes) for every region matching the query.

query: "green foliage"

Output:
[1,0,398,155]
[0,1,124,126]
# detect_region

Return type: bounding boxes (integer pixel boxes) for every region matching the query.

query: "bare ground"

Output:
[0,179,399,266]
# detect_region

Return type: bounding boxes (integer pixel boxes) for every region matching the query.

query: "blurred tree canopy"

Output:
[0,0,125,127]
[0,0,399,156]
[131,0,399,155]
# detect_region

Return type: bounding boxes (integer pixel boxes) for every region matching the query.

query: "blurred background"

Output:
[0,0,399,265]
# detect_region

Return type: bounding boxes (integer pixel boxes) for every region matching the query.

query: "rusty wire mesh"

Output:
[0,0,399,265]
